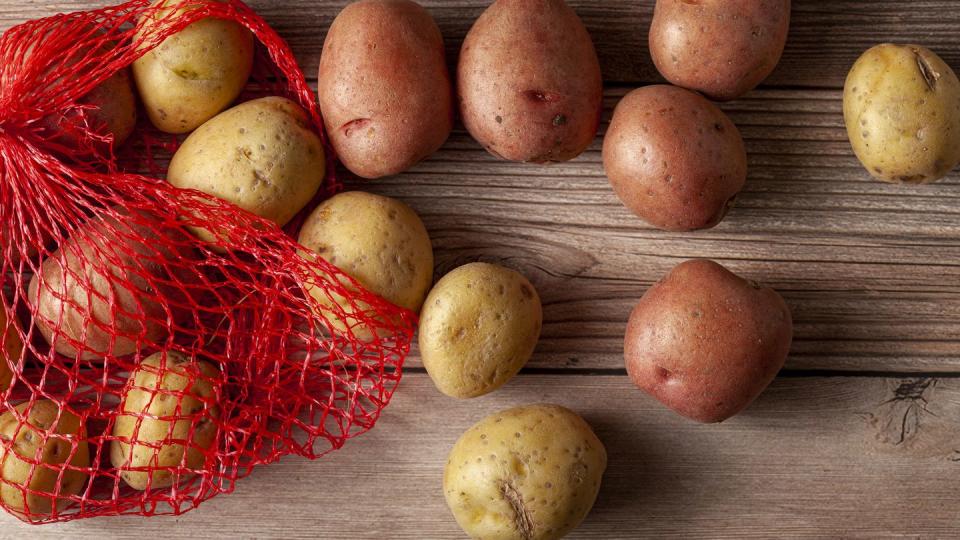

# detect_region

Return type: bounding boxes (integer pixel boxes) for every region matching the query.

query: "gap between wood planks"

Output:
[401,366,960,378]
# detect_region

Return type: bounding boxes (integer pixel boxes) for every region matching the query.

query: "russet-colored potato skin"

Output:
[603,85,746,232]
[0,305,22,393]
[111,352,220,491]
[28,32,137,152]
[78,67,138,148]
[168,96,326,242]
[0,401,90,520]
[28,212,194,361]
[318,0,453,179]
[649,0,791,102]
[419,262,542,399]
[133,0,254,134]
[41,67,137,151]
[298,191,434,340]
[843,44,960,184]
[624,259,792,423]
[444,404,606,540]
[458,0,603,163]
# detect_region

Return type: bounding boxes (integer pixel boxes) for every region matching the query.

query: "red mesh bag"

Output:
[0,0,415,523]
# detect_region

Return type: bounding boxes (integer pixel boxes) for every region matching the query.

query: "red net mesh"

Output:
[0,0,415,523]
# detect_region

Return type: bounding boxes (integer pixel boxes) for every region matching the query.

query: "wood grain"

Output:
[361,87,960,373]
[1,2,959,373]
[2,373,957,539]
[3,1,960,88]
[1,2,958,535]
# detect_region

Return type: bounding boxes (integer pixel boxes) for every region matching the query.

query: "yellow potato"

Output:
[168,96,326,243]
[444,404,607,540]
[419,263,542,398]
[844,44,960,183]
[298,191,434,340]
[133,0,254,133]
[0,305,22,394]
[0,401,90,520]
[111,351,220,491]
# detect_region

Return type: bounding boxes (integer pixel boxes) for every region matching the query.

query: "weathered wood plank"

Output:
[1,5,959,374]
[2,373,957,538]
[3,1,960,89]
[360,88,960,373]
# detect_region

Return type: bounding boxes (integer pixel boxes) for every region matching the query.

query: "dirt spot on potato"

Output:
[520,284,534,300]
[523,89,561,103]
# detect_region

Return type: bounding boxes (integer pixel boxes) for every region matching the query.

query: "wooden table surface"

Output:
[2,1,960,538]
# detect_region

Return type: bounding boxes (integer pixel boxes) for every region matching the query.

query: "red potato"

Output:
[318,0,453,179]
[39,67,137,152]
[624,259,793,423]
[0,305,22,393]
[458,0,603,163]
[29,32,138,153]
[603,85,746,232]
[649,0,791,101]
[28,212,195,361]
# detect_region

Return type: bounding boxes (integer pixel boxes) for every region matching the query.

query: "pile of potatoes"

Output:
[310,2,793,536]
[3,0,957,535]
[0,0,324,520]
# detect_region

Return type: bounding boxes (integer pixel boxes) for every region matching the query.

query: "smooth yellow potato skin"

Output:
[133,0,254,134]
[168,96,326,242]
[0,306,22,393]
[444,404,607,540]
[298,191,434,340]
[111,351,220,491]
[843,44,960,184]
[420,263,542,399]
[0,401,89,520]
